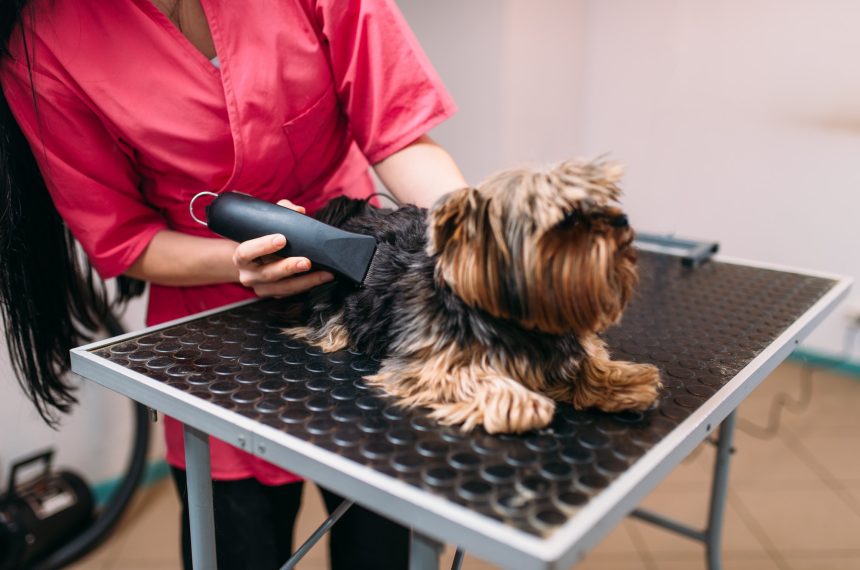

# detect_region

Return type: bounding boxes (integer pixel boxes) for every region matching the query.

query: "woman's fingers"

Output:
[253,271,335,298]
[233,200,305,268]
[233,234,287,268]
[253,256,311,284]
[233,197,319,294]
[277,199,306,214]
[238,256,312,287]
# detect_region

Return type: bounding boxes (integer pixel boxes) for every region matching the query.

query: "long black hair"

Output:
[1,2,144,426]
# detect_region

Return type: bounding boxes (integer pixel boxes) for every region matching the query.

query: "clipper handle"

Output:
[203,192,377,283]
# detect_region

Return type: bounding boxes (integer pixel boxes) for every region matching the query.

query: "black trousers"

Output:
[170,467,410,570]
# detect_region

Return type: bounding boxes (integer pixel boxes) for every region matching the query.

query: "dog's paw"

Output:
[592,363,662,413]
[483,390,556,434]
[427,388,556,435]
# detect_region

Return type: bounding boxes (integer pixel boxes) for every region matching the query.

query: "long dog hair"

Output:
[286,158,661,433]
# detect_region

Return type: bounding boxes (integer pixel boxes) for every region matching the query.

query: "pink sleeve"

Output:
[313,0,457,164]
[1,62,167,279]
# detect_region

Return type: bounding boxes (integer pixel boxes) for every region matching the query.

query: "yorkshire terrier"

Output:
[284,158,661,434]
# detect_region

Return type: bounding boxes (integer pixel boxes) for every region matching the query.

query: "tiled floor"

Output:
[69,363,860,569]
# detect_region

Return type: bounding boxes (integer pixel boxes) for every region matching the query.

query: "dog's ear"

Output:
[428,187,507,316]
[427,187,481,256]
[531,218,638,334]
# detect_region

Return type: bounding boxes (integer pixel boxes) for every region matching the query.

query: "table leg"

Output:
[629,410,738,570]
[184,424,217,570]
[705,410,736,570]
[409,529,442,570]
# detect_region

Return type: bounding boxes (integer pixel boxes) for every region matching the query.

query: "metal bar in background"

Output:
[634,233,719,267]
[629,508,706,543]
[184,424,217,570]
[280,499,355,570]
[451,548,465,570]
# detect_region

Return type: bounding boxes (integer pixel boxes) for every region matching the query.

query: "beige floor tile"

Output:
[70,480,180,570]
[776,370,860,434]
[105,560,182,570]
[66,540,117,570]
[66,560,107,570]
[110,480,182,567]
[781,431,860,483]
[652,444,713,490]
[294,484,331,570]
[572,556,648,570]
[590,519,644,557]
[739,365,860,436]
[740,364,804,408]
[786,554,860,570]
[843,483,860,510]
[733,486,860,551]
[629,487,767,556]
[646,553,781,570]
[725,429,822,489]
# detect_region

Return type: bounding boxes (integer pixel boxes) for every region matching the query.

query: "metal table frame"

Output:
[631,410,736,570]
[70,256,850,569]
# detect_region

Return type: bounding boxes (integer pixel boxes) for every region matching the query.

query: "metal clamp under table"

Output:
[71,252,850,569]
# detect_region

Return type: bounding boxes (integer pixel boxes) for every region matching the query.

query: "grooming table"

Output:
[71,252,849,570]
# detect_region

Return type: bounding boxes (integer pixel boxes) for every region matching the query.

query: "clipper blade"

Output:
[359,247,383,286]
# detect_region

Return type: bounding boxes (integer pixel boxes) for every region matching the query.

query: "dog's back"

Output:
[314,196,428,254]
[306,197,432,357]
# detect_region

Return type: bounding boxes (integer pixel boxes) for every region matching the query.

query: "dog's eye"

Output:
[610,214,629,228]
[558,210,581,228]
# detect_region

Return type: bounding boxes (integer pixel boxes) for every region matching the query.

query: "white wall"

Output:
[402,0,860,362]
[399,0,588,179]
[575,0,860,359]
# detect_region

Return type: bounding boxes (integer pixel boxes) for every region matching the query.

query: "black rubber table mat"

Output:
[92,252,836,537]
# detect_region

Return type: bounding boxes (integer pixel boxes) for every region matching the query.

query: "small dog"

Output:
[285,158,661,434]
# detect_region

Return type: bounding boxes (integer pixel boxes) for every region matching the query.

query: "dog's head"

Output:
[427,158,638,335]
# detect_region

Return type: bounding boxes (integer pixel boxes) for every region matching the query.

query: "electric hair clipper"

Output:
[190,191,379,286]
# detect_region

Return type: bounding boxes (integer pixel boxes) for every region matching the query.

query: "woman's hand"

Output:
[125,199,335,291]
[232,199,334,298]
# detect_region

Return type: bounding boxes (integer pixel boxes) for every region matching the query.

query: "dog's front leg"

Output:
[565,335,662,413]
[429,372,557,434]
[366,350,556,434]
[282,310,352,352]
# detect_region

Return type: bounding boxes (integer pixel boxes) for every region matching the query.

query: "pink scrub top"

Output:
[1,0,456,484]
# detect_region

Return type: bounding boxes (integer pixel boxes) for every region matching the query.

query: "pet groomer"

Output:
[0,0,467,568]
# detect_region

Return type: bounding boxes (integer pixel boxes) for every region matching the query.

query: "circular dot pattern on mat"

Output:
[93,252,834,538]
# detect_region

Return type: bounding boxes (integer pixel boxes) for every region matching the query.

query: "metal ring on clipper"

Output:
[189,191,219,226]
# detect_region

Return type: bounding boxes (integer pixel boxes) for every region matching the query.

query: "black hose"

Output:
[32,313,151,570]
